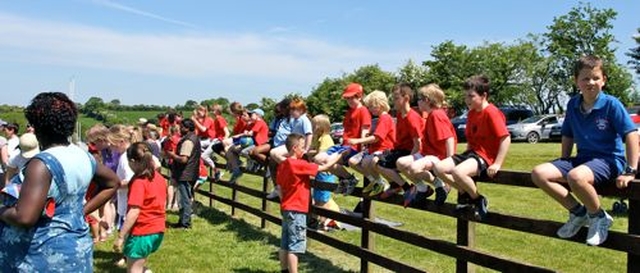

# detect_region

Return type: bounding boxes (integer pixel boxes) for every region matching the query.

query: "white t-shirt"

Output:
[7,153,29,169]
[7,135,19,159]
[0,136,6,174]
[115,152,162,217]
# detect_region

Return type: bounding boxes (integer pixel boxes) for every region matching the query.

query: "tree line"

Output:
[76,3,640,124]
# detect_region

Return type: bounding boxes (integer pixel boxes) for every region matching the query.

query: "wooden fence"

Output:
[182,165,640,273]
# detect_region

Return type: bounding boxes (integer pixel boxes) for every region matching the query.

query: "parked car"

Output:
[548,119,563,142]
[452,107,534,142]
[330,122,344,144]
[507,115,562,143]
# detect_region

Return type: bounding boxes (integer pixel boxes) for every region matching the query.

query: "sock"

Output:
[433,177,445,188]
[569,204,586,216]
[416,183,428,193]
[366,175,375,182]
[401,183,412,191]
[588,209,605,218]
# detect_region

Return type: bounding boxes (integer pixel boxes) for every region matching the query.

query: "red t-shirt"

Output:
[248,119,269,146]
[395,109,424,151]
[369,113,395,153]
[232,117,247,135]
[342,105,372,151]
[199,159,208,178]
[213,114,228,140]
[196,117,215,139]
[277,158,319,213]
[465,104,509,165]
[127,171,167,236]
[422,109,457,159]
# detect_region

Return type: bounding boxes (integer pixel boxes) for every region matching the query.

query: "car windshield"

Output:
[519,115,544,124]
[331,124,343,130]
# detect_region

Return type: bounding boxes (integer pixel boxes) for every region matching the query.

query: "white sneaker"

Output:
[266,186,280,199]
[557,212,588,239]
[586,211,613,246]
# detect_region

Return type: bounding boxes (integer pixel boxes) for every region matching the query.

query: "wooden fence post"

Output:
[456,194,476,273]
[261,176,270,229]
[208,167,213,208]
[360,178,375,273]
[628,198,640,273]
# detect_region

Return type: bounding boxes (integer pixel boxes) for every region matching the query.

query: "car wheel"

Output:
[526,132,540,144]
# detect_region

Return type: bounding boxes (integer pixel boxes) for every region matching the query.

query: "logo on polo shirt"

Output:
[595,117,609,130]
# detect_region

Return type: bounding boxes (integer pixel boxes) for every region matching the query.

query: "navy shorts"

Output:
[551,157,617,186]
[377,149,411,169]
[281,211,307,253]
[452,150,488,173]
[326,145,359,166]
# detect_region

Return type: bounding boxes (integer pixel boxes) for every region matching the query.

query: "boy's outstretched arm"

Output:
[317,150,347,172]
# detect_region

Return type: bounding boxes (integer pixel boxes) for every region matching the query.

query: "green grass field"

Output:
[92,143,630,273]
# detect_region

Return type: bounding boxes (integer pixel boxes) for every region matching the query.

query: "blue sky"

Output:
[0,1,638,106]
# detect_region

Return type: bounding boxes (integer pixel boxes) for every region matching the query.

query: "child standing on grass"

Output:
[531,55,638,246]
[348,91,395,197]
[278,133,343,273]
[396,84,457,206]
[114,142,167,273]
[434,75,510,221]
[309,114,341,230]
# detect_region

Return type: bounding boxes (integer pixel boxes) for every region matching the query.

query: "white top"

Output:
[7,153,29,169]
[7,135,19,160]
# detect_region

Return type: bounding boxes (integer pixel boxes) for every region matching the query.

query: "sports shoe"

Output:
[557,211,589,239]
[586,211,614,246]
[456,192,472,211]
[362,180,378,194]
[229,169,243,184]
[214,169,222,181]
[472,195,489,221]
[379,187,401,199]
[368,181,388,197]
[434,185,450,206]
[343,175,359,196]
[403,185,418,208]
[266,186,280,199]
[334,179,345,194]
[409,190,428,207]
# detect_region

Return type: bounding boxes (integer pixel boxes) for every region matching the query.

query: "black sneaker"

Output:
[456,192,472,211]
[434,186,450,206]
[343,175,359,196]
[473,195,489,221]
[409,190,428,207]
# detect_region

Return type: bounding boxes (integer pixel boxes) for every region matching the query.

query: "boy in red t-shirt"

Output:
[161,124,181,211]
[396,84,457,206]
[315,83,371,195]
[277,133,342,273]
[435,75,510,221]
[202,104,229,181]
[376,83,428,207]
[114,142,167,273]
[228,109,269,183]
[347,91,395,196]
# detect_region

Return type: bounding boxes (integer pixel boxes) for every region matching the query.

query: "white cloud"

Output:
[0,13,413,84]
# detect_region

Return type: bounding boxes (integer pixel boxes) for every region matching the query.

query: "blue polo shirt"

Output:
[561,92,636,173]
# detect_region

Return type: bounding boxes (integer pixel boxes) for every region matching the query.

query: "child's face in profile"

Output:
[576,66,606,100]
[292,142,304,158]
[392,91,406,111]
[345,95,360,109]
[241,112,250,122]
[465,89,484,111]
[367,105,382,116]
[250,113,260,121]
[290,108,303,119]
[418,95,432,112]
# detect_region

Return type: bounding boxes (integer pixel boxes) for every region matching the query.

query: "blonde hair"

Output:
[86,124,109,143]
[312,114,331,136]
[169,124,180,135]
[418,84,446,108]
[363,90,391,112]
[108,124,142,145]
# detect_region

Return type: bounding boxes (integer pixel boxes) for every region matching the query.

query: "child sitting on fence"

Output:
[229,109,269,183]
[434,75,510,221]
[266,98,292,199]
[309,114,342,231]
[315,83,372,195]
[277,133,343,273]
[376,83,428,207]
[531,55,638,246]
[113,142,167,273]
[396,84,457,206]
[347,91,395,198]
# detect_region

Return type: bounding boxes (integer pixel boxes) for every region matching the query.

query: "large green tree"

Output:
[628,28,640,76]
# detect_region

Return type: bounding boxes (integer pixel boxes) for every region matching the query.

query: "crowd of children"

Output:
[0,54,632,272]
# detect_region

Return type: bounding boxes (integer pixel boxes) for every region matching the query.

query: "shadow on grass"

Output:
[197,205,356,273]
[93,249,125,273]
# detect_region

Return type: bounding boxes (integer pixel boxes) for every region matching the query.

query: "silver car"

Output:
[507,115,561,143]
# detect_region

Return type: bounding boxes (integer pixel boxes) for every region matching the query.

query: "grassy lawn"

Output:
[94,142,631,272]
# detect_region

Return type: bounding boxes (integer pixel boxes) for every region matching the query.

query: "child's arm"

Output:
[113,206,140,252]
[617,132,639,188]
[317,150,345,172]
[487,135,511,177]
[560,136,574,159]
[348,135,376,146]
[303,133,313,152]
[411,137,421,155]
[445,137,456,158]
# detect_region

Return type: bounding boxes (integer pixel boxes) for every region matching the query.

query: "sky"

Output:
[0,1,638,107]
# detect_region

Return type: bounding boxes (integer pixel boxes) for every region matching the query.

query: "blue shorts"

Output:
[313,172,336,203]
[551,157,617,186]
[281,211,307,253]
[326,145,359,166]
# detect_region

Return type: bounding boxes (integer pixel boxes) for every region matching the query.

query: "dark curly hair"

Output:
[25,92,78,145]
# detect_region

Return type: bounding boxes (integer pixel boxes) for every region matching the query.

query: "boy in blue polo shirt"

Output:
[531,55,639,246]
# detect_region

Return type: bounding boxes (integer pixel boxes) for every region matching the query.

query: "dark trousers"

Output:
[177,180,194,227]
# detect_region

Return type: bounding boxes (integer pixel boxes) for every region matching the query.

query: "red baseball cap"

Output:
[342,83,363,98]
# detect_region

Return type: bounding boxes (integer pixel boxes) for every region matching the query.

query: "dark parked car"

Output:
[452,107,534,142]
[330,122,344,144]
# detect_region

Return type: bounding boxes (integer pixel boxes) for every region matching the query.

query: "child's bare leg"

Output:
[451,159,480,198]
[127,257,147,273]
[566,166,600,213]
[531,162,578,210]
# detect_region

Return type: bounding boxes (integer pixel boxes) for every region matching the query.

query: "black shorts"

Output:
[211,142,225,154]
[377,149,411,169]
[452,151,488,174]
